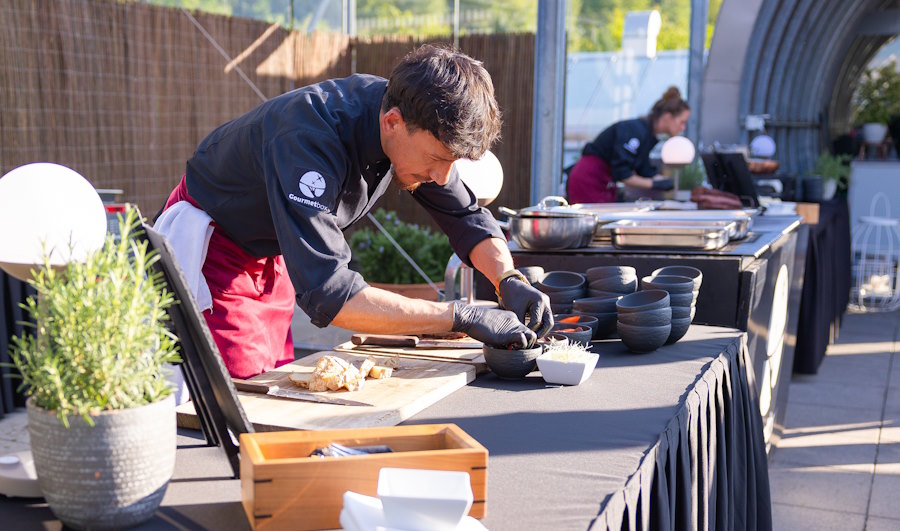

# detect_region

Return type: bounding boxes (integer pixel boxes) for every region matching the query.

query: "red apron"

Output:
[163,176,295,379]
[567,154,616,204]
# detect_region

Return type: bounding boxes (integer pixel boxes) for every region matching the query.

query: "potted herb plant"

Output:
[854,60,900,145]
[349,209,453,301]
[810,151,852,200]
[10,208,181,530]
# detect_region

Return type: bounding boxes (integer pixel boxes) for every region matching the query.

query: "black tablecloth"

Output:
[1,327,771,530]
[793,199,851,374]
[0,270,31,417]
[408,326,772,531]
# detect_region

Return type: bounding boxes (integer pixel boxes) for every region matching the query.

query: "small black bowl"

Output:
[482,345,542,379]
[589,276,637,294]
[641,275,694,294]
[537,271,587,291]
[616,290,670,313]
[549,302,574,315]
[517,266,546,285]
[549,323,593,347]
[653,266,703,291]
[544,286,588,303]
[666,317,692,344]
[617,322,671,353]
[574,311,617,339]
[616,306,672,327]
[585,265,637,282]
[573,295,621,313]
[553,314,599,339]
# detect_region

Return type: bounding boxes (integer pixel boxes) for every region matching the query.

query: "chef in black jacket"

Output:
[567,87,690,203]
[160,45,552,378]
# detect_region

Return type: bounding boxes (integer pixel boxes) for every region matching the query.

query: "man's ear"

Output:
[380,107,405,133]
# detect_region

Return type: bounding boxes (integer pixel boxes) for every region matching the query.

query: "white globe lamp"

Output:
[660,136,696,196]
[452,150,504,207]
[0,163,107,281]
[750,135,776,158]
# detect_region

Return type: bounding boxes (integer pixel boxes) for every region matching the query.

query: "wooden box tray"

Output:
[240,424,488,530]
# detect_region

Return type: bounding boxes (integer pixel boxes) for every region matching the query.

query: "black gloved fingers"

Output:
[529,304,554,338]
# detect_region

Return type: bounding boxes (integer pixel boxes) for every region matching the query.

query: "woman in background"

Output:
[567,86,690,203]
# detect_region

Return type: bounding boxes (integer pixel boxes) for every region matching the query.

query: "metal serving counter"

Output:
[478,215,807,452]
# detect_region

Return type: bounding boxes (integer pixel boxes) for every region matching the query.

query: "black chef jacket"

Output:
[581,118,658,182]
[184,74,503,327]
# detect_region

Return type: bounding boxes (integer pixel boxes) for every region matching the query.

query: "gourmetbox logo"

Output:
[624,138,640,154]
[288,170,329,212]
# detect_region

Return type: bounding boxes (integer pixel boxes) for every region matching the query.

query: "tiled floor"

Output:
[770,310,900,530]
[2,310,899,529]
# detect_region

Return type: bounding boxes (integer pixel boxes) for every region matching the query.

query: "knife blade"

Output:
[232,379,374,407]
[351,333,482,349]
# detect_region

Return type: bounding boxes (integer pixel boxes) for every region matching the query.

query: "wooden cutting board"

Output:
[176,350,475,432]
[334,341,486,366]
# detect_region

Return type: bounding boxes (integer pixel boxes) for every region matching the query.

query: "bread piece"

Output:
[354,356,377,378]
[368,366,393,379]
[310,355,352,392]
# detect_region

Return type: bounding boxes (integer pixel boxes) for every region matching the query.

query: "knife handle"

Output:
[351,334,418,347]
[232,379,269,394]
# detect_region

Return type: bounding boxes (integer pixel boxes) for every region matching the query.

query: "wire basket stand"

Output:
[850,193,900,312]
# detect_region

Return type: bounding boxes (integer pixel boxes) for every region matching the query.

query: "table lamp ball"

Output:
[660,136,696,166]
[451,150,503,207]
[0,163,107,281]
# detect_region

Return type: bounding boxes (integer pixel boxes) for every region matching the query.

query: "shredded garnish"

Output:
[542,337,593,363]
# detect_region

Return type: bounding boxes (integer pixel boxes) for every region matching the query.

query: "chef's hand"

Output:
[651,177,674,191]
[451,302,537,349]
[498,276,554,337]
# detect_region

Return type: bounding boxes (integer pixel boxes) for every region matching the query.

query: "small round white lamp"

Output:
[0,163,107,281]
[451,150,504,207]
[449,150,504,305]
[660,136,696,194]
[750,135,776,158]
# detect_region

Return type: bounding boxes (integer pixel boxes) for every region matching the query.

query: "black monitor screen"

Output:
[701,152,760,207]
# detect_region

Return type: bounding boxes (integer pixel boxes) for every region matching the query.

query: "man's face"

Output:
[380,108,457,192]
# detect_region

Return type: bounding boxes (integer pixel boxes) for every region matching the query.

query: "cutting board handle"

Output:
[351,334,419,347]
[233,379,270,394]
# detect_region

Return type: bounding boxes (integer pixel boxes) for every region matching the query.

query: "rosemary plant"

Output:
[10,208,181,426]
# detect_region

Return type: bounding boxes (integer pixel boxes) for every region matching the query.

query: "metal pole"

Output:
[348,0,356,37]
[530,0,567,205]
[453,0,460,49]
[687,0,709,145]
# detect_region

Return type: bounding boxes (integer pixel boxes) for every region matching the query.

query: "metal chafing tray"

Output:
[595,209,757,240]
[603,219,736,251]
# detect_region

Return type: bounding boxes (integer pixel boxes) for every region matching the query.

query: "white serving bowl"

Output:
[536,351,599,386]
[377,468,473,530]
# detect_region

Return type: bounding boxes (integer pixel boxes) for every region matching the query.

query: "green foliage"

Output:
[854,60,900,125]
[812,151,852,191]
[350,209,453,284]
[10,208,181,427]
[675,158,706,190]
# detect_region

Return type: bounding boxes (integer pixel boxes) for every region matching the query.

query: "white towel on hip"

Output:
[152,200,214,312]
[153,200,214,406]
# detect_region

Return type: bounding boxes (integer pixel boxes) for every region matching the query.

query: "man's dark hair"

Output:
[383,44,501,159]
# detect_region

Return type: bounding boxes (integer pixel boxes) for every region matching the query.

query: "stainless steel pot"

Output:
[498,196,597,250]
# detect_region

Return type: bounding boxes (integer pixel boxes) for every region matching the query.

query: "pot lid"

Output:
[502,196,595,218]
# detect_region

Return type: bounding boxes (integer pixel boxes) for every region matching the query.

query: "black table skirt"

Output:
[408,326,772,531]
[793,199,851,374]
[0,270,31,417]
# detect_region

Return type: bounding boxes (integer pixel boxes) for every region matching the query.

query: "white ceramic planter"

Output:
[27,395,176,530]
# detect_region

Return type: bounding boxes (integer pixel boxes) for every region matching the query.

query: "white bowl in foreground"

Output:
[377,468,473,530]
[537,351,600,386]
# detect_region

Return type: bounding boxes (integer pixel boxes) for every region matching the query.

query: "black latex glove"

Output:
[651,178,674,191]
[451,302,537,349]
[498,277,554,337]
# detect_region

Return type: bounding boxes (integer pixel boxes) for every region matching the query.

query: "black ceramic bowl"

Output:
[671,305,697,321]
[548,323,593,347]
[544,287,588,303]
[573,295,621,313]
[617,322,671,353]
[585,265,637,282]
[653,266,703,291]
[537,271,587,291]
[616,306,672,327]
[482,345,543,379]
[549,302,574,315]
[588,276,637,294]
[616,290,670,313]
[666,317,692,344]
[517,266,546,285]
[669,292,695,308]
[553,314,599,339]
[588,288,628,299]
[575,311,617,339]
[641,275,694,294]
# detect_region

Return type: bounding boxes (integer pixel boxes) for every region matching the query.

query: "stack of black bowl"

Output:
[584,266,637,297]
[616,290,672,353]
[642,266,703,344]
[534,271,587,314]
[571,294,620,339]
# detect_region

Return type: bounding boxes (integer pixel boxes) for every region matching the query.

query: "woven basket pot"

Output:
[26,395,176,530]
